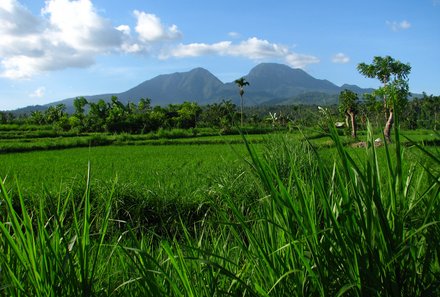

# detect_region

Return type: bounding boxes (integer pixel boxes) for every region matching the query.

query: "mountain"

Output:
[12,63,374,113]
[245,63,340,96]
[120,67,224,105]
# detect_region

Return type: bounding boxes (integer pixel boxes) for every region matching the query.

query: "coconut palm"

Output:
[357,56,411,142]
[234,77,250,127]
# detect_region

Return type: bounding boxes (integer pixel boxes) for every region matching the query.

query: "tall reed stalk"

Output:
[0,163,115,296]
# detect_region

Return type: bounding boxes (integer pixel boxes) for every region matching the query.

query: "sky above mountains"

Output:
[1,0,439,110]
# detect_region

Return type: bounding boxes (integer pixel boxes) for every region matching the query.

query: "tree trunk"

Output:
[383,80,388,122]
[349,111,357,138]
[384,109,394,143]
[240,95,243,127]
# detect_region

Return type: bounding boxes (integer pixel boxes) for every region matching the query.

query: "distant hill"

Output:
[120,67,224,105]
[12,63,375,114]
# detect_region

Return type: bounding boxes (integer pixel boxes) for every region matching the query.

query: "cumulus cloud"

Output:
[162,41,232,58]
[332,53,350,64]
[0,1,318,78]
[0,0,127,78]
[161,37,319,69]
[134,10,181,42]
[42,0,123,52]
[30,86,45,98]
[386,20,411,31]
[0,0,42,36]
[0,0,180,78]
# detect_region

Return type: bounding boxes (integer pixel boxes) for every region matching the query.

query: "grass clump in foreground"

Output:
[1,123,439,296]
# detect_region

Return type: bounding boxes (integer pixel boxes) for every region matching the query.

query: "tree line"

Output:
[0,97,239,134]
[0,93,438,135]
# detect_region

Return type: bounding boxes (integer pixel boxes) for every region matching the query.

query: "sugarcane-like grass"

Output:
[1,123,439,296]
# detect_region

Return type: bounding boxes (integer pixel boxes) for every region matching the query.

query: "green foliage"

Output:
[0,166,115,296]
[404,93,440,130]
[1,126,439,296]
[339,89,359,114]
[357,55,411,85]
[198,100,238,129]
[73,97,88,116]
[6,91,440,135]
[357,55,411,141]
[339,89,359,137]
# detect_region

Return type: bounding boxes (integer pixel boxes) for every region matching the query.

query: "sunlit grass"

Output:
[1,124,439,296]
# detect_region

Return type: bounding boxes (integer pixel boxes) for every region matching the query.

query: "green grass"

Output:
[0,131,267,153]
[1,125,439,296]
[0,141,260,238]
[0,143,251,197]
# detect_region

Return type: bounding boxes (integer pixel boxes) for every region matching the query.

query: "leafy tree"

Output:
[362,93,383,129]
[338,89,359,138]
[163,104,180,128]
[357,56,411,142]
[87,100,109,131]
[73,97,88,117]
[68,115,83,133]
[418,93,440,129]
[176,102,202,129]
[234,77,250,127]
[29,111,45,125]
[106,96,128,132]
[70,97,88,132]
[133,98,152,133]
[200,100,237,129]
[137,98,152,114]
[0,112,7,124]
[45,104,66,124]
[150,106,167,131]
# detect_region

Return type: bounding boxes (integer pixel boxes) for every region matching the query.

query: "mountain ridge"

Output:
[11,63,375,113]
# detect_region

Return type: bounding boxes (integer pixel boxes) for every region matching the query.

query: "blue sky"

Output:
[1,0,439,110]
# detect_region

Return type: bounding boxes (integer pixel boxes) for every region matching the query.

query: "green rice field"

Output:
[1,126,439,296]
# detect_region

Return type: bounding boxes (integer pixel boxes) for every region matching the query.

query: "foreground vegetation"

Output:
[1,120,439,296]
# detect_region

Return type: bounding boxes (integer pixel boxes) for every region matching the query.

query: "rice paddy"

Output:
[1,125,439,296]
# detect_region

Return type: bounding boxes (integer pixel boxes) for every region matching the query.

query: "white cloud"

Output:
[386,20,411,31]
[228,32,240,38]
[0,1,318,78]
[42,0,123,52]
[162,41,232,58]
[0,1,186,78]
[0,0,42,36]
[161,37,319,69]
[134,10,181,42]
[332,53,350,64]
[116,25,131,35]
[0,0,128,79]
[285,53,320,69]
[30,86,45,98]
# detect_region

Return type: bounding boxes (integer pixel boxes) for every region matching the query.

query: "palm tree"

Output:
[234,77,250,127]
[357,56,411,142]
